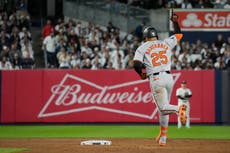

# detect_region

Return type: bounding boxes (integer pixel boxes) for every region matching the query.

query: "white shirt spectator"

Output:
[110,48,124,69]
[70,54,81,68]
[74,23,83,36]
[81,45,93,56]
[181,0,193,8]
[21,40,34,59]
[178,52,191,63]
[174,43,181,57]
[43,35,56,53]
[19,27,31,40]
[0,60,12,70]
[122,52,134,69]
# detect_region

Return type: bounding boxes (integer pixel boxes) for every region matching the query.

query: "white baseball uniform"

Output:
[133,34,182,127]
[176,87,192,128]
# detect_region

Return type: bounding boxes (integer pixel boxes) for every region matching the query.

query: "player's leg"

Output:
[156,111,169,146]
[151,86,178,114]
[177,101,182,128]
[165,74,187,125]
[149,77,171,146]
[185,103,190,128]
[154,74,179,115]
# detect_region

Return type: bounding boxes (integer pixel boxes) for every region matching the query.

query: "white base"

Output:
[80,140,112,145]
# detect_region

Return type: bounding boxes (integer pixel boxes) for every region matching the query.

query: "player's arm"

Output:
[133,60,147,80]
[133,47,147,80]
[170,10,183,42]
[184,89,192,98]
[177,95,186,100]
[184,94,192,98]
[176,89,186,100]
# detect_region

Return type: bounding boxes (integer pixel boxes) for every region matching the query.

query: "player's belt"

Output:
[152,71,170,76]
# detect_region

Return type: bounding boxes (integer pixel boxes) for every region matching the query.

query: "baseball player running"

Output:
[176,80,192,128]
[133,11,186,146]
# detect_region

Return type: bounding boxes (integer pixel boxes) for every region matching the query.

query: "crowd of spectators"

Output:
[117,0,230,9]
[41,18,230,70]
[42,18,136,69]
[0,9,35,69]
[1,0,230,70]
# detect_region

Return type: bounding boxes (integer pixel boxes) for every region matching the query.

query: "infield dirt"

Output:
[0,138,230,153]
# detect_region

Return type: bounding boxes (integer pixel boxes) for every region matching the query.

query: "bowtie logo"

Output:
[38,73,180,120]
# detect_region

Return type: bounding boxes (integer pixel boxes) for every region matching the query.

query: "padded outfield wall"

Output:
[1,69,228,124]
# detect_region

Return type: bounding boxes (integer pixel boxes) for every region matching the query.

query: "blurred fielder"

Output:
[176,80,192,128]
[133,11,187,146]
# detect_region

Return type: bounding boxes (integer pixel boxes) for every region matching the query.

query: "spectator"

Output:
[9,26,20,44]
[19,27,31,41]
[55,28,67,44]
[215,34,225,50]
[55,18,65,33]
[224,50,230,69]
[11,53,22,69]
[74,21,83,36]
[70,52,81,69]
[56,38,67,53]
[178,49,191,64]
[100,47,111,68]
[57,46,71,69]
[0,30,10,47]
[214,0,226,8]
[194,0,205,8]
[42,19,54,39]
[134,21,145,41]
[9,43,22,62]
[0,56,12,69]
[194,60,202,70]
[82,58,92,69]
[107,21,116,34]
[91,55,102,70]
[203,0,214,8]
[42,30,57,68]
[224,0,230,8]
[21,36,34,59]
[123,52,134,69]
[227,37,230,46]
[181,0,193,8]
[19,14,30,30]
[67,29,81,54]
[0,45,10,59]
[110,44,124,69]
[65,19,75,34]
[20,51,34,69]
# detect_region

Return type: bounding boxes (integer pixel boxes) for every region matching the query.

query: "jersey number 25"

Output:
[151,50,168,66]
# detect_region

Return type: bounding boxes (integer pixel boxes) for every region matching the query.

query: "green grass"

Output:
[0,148,27,153]
[0,125,229,139]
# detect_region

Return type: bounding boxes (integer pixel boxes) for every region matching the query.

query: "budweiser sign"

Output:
[38,73,181,120]
[170,9,230,31]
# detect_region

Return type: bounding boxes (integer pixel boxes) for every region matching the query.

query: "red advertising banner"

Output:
[1,70,215,123]
[169,9,230,31]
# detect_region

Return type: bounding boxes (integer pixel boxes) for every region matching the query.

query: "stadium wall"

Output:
[1,69,227,124]
[215,70,230,124]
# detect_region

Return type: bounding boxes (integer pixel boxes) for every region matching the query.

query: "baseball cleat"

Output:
[156,135,167,146]
[156,126,168,146]
[156,133,160,143]
[179,104,187,125]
